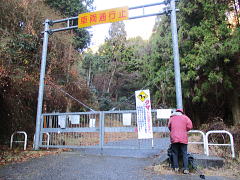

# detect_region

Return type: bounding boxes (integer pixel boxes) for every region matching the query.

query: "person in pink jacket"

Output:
[168,109,193,174]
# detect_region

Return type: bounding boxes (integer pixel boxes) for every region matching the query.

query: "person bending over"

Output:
[168,109,193,174]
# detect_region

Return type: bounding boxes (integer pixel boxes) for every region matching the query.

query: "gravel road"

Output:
[0,151,237,180]
[0,137,237,180]
[0,152,156,180]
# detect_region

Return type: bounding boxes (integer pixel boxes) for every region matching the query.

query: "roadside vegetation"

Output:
[153,156,240,178]
[0,0,96,144]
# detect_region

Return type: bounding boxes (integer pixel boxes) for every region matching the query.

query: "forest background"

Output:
[0,0,239,149]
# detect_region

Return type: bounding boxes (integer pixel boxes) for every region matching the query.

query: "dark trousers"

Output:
[171,143,188,170]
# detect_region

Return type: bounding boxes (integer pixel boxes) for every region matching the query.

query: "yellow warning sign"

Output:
[78,6,129,28]
[137,91,148,102]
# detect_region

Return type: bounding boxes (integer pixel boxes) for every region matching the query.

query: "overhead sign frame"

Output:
[34,0,183,150]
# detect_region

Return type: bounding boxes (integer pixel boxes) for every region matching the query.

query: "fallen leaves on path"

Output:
[0,146,66,166]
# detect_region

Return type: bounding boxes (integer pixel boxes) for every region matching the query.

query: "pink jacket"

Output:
[168,112,193,144]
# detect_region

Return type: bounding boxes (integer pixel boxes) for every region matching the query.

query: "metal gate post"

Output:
[100,112,105,149]
[170,0,183,109]
[34,19,50,150]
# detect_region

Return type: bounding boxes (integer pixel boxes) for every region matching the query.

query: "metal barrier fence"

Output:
[206,130,235,158]
[34,111,236,158]
[38,110,170,149]
[188,130,235,158]
[40,111,101,149]
[188,130,207,154]
[10,131,27,150]
[102,110,170,149]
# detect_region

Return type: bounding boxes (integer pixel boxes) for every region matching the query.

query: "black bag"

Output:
[167,144,183,168]
[167,145,198,170]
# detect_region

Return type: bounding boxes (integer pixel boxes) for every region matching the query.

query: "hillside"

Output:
[0,0,96,143]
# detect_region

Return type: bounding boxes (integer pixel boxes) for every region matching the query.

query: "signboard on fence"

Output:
[69,115,80,124]
[89,118,96,128]
[123,113,132,126]
[157,109,172,119]
[135,89,153,139]
[58,115,66,129]
[78,6,129,28]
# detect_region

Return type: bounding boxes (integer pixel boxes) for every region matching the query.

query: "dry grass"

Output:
[153,157,240,178]
[153,163,176,175]
[200,157,240,177]
[188,135,205,154]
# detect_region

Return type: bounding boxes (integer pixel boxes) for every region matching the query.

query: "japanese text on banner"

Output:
[78,7,129,28]
[135,90,153,139]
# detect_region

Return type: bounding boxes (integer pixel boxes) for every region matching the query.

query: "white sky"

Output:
[88,0,165,49]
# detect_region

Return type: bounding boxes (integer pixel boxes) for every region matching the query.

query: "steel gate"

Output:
[39,110,170,149]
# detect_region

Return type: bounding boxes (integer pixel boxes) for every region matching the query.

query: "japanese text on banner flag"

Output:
[135,90,153,139]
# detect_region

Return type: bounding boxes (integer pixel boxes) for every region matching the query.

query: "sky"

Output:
[88,0,166,50]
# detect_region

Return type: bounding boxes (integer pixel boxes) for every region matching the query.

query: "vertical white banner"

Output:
[135,89,153,139]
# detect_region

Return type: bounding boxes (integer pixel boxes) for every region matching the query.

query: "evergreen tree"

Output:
[148,0,240,125]
[45,0,94,50]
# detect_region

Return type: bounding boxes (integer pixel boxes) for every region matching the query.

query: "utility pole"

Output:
[34,20,49,150]
[169,0,183,109]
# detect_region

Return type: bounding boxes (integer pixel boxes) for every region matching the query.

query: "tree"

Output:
[0,0,96,143]
[80,24,152,110]
[98,21,127,98]
[45,0,94,51]
[0,0,43,142]
[178,0,240,125]
[145,15,176,108]
[148,0,240,125]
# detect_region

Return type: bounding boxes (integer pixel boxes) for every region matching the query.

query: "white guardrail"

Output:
[10,131,28,150]
[188,130,235,158]
[188,130,207,155]
[206,130,235,158]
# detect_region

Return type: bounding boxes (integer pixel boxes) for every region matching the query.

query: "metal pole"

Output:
[170,0,183,109]
[34,19,49,150]
[100,112,105,150]
[129,1,167,10]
